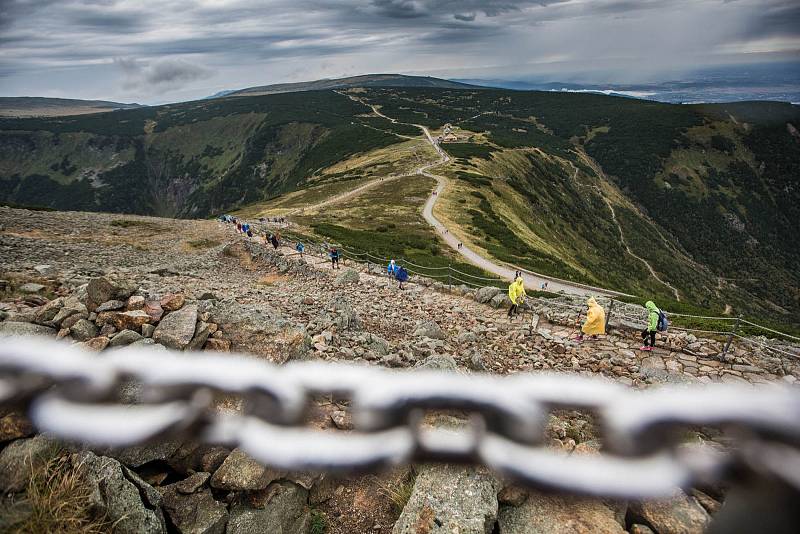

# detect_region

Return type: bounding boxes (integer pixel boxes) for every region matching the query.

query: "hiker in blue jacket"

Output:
[296,242,305,258]
[395,265,409,290]
[387,259,397,276]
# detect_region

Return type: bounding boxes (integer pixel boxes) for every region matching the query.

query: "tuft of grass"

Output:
[3,453,113,534]
[186,238,221,250]
[110,219,146,228]
[308,509,328,534]
[379,473,416,517]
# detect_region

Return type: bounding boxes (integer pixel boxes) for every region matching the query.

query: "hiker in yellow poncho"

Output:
[577,297,605,342]
[507,274,526,319]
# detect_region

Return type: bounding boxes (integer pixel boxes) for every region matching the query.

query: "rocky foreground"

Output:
[0,206,798,534]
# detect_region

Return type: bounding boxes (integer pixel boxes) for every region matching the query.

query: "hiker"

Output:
[270,234,280,249]
[387,259,397,276]
[236,222,242,233]
[329,247,340,269]
[507,275,526,319]
[246,228,253,238]
[640,300,660,351]
[577,297,605,342]
[396,265,409,290]
[296,242,305,257]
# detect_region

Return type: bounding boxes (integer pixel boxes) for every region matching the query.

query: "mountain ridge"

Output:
[216,74,479,98]
[0,97,143,118]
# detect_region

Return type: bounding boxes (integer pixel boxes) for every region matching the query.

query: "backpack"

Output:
[657,310,669,332]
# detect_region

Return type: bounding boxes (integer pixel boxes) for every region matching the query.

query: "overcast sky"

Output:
[1,0,798,104]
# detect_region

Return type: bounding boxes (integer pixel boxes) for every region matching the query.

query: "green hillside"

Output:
[355,88,800,322]
[0,91,405,217]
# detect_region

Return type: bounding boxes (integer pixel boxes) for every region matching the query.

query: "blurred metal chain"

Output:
[1,337,799,499]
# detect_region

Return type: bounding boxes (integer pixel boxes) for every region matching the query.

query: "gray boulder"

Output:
[210,448,285,491]
[414,320,446,340]
[393,463,498,534]
[187,321,212,351]
[34,297,64,324]
[33,264,57,277]
[73,451,166,534]
[52,299,88,327]
[100,439,184,468]
[71,318,99,341]
[415,354,458,371]
[335,268,360,285]
[367,334,390,356]
[153,305,199,350]
[490,293,510,309]
[332,296,360,331]
[19,283,46,294]
[0,435,60,493]
[109,329,143,347]
[96,300,126,313]
[161,476,227,534]
[86,276,137,312]
[475,286,501,304]
[0,321,56,338]
[457,331,477,344]
[629,491,710,534]
[498,491,626,533]
[227,481,309,534]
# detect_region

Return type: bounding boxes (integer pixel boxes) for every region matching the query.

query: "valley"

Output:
[1,80,798,328]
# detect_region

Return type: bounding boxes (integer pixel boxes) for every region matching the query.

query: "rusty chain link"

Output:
[1,337,799,499]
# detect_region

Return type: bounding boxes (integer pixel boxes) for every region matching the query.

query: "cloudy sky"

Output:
[1,0,798,104]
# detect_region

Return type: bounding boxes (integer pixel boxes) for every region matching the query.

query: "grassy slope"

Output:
[0,91,404,217]
[356,88,799,324]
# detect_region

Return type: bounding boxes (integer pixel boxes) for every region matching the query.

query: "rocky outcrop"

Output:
[160,473,228,534]
[414,320,446,340]
[393,463,499,534]
[210,448,285,491]
[86,276,137,312]
[0,321,56,337]
[629,491,711,534]
[153,305,199,350]
[498,491,626,534]
[227,481,310,534]
[0,435,59,492]
[73,450,166,534]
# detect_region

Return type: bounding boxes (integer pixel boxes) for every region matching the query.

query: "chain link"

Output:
[1,337,799,499]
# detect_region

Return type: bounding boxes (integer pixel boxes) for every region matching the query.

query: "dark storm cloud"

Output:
[115,57,212,90]
[0,0,798,102]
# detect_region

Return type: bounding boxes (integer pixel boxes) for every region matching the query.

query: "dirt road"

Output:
[327,92,634,298]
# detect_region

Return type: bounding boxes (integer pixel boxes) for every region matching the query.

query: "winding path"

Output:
[327,92,635,298]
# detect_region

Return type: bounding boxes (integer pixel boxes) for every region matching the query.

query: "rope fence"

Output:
[230,220,800,358]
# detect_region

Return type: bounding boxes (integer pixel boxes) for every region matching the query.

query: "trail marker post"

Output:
[723,316,742,356]
[605,299,615,332]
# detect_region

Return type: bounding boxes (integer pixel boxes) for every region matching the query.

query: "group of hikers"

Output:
[387,259,409,289]
[222,214,667,351]
[506,272,667,351]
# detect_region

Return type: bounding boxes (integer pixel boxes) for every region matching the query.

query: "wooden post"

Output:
[605,299,614,333]
[448,263,452,292]
[723,316,741,356]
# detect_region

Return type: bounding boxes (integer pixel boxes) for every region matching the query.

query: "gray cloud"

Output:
[115,57,212,92]
[0,0,796,103]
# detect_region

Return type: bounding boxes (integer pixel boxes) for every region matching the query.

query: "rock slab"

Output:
[153,305,198,350]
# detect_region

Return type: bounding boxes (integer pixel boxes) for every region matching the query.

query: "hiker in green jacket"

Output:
[640,300,660,351]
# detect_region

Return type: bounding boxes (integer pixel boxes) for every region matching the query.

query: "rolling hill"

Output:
[218,74,477,97]
[0,97,143,118]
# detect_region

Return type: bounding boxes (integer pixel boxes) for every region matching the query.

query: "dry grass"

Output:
[256,273,285,286]
[184,238,222,250]
[4,453,113,534]
[379,471,417,517]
